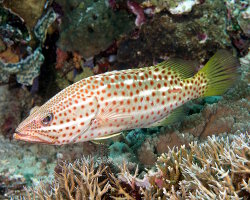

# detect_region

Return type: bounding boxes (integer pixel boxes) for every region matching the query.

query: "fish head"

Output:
[14,94,99,145]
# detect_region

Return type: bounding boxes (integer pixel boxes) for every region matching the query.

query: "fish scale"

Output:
[14,50,239,145]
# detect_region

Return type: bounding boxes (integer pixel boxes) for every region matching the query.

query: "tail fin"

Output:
[198,50,240,97]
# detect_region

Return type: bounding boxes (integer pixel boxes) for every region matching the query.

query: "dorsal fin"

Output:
[157,58,198,79]
[146,106,188,127]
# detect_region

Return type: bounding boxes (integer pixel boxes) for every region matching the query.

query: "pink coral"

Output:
[127,0,146,27]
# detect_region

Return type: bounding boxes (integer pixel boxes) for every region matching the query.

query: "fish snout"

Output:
[13,130,55,144]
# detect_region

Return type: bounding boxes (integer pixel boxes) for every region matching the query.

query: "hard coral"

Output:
[24,157,111,199]
[21,133,250,199]
[145,133,250,199]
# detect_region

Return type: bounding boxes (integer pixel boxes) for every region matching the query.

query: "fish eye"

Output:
[41,113,53,126]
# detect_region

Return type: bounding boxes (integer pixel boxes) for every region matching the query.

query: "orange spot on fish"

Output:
[168,88,182,93]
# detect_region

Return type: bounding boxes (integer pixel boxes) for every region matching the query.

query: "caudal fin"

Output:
[199,50,240,97]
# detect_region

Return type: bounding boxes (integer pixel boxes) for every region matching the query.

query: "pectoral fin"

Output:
[90,132,122,145]
[92,132,122,141]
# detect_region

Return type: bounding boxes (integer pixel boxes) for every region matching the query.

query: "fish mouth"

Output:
[13,131,55,145]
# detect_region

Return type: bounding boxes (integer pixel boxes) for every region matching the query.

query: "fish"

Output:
[14,50,240,145]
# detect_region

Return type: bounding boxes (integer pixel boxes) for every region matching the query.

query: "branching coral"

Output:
[20,133,250,199]
[147,133,250,199]
[24,157,111,200]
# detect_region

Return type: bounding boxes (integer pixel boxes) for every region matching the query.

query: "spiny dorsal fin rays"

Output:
[146,105,188,128]
[156,58,198,79]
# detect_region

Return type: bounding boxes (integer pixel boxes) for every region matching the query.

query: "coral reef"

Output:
[19,133,250,199]
[0,0,249,199]
[116,0,232,68]
[225,0,249,55]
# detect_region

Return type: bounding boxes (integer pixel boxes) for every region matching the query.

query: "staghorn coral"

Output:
[24,157,111,200]
[19,132,249,199]
[144,132,250,199]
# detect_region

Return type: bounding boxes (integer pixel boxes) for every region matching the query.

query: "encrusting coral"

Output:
[20,132,249,199]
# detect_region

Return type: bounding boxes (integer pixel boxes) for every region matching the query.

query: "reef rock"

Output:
[56,0,134,58]
[3,0,48,30]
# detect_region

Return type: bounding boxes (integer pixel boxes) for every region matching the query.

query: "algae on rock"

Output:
[57,0,135,58]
